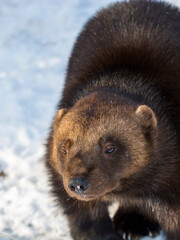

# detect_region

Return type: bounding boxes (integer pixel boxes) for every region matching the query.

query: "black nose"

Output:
[68,177,89,194]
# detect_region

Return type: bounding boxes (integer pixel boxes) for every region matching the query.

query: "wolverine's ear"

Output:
[135,105,157,129]
[53,108,68,131]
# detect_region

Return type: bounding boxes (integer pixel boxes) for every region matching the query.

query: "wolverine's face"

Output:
[50,93,157,201]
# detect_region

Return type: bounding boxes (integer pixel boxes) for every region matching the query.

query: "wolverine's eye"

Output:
[104,147,116,154]
[61,147,67,155]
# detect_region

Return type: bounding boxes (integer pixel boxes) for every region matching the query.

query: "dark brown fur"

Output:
[46,1,180,239]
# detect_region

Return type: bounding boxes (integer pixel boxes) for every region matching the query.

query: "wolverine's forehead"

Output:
[55,107,140,147]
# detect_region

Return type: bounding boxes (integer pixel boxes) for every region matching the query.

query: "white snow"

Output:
[0,0,179,239]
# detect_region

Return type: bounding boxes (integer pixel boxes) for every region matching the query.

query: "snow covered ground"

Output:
[0,0,179,239]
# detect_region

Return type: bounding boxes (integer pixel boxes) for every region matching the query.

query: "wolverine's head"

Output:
[49,92,157,201]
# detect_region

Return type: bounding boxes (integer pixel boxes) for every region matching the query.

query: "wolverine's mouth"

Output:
[65,182,120,202]
[65,186,101,201]
[75,193,98,201]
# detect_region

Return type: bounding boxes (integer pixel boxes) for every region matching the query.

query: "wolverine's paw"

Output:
[113,212,160,240]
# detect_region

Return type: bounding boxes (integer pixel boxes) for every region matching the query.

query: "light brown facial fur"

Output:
[50,92,157,201]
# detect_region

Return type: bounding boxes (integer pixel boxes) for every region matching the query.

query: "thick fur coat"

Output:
[46,1,180,239]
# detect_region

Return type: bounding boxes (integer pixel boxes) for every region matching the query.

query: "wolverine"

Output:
[46,0,180,239]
